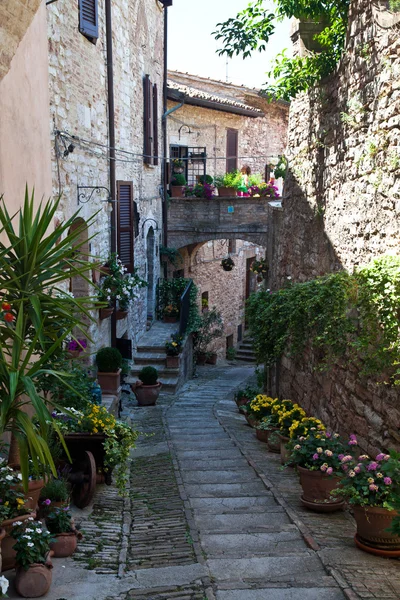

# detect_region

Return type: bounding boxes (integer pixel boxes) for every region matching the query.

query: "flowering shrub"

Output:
[247,395,280,419]
[289,416,325,439]
[277,402,306,436]
[0,461,28,522]
[45,507,73,534]
[248,182,279,199]
[288,429,348,474]
[334,445,400,508]
[184,183,215,200]
[67,338,87,353]
[98,254,146,309]
[11,518,53,570]
[165,333,183,356]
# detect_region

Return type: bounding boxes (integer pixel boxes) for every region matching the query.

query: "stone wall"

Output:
[47,0,164,353]
[269,0,400,453]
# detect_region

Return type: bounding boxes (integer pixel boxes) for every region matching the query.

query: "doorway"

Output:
[146,227,155,320]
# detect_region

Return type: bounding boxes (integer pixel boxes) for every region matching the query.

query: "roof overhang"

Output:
[167,87,264,118]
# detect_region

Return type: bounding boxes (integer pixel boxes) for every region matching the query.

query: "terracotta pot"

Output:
[15,559,53,598]
[206,353,217,365]
[255,428,270,443]
[218,187,237,197]
[131,382,162,406]
[244,413,259,428]
[49,530,82,558]
[353,506,400,551]
[267,428,281,453]
[166,355,180,369]
[0,528,5,573]
[116,309,128,320]
[1,512,35,571]
[298,466,344,512]
[163,315,179,323]
[256,274,263,283]
[97,368,121,395]
[280,435,292,465]
[24,479,45,511]
[99,264,111,276]
[66,350,80,359]
[99,306,114,320]
[196,352,207,365]
[171,186,185,198]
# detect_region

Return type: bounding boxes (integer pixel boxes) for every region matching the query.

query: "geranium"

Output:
[248,182,279,199]
[184,182,215,200]
[287,429,348,473]
[0,299,14,324]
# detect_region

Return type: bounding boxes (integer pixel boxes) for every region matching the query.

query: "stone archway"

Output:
[146,227,155,319]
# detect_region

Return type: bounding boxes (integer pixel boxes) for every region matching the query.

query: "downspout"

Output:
[105,0,117,347]
[162,2,169,256]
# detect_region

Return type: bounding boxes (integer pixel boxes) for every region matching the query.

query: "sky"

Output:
[168,0,291,89]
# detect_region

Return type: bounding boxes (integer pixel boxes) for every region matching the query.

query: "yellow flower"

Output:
[16,498,25,505]
[93,428,98,434]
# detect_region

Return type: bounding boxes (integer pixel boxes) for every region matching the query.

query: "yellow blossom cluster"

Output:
[249,395,280,415]
[289,417,325,439]
[85,403,116,434]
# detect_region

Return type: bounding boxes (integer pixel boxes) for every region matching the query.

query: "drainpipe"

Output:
[161,2,170,256]
[105,0,117,347]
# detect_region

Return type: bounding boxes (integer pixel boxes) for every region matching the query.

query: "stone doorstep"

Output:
[102,393,119,416]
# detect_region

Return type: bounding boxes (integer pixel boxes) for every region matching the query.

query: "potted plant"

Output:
[254,399,284,450]
[163,304,180,323]
[172,158,185,174]
[38,477,70,517]
[170,173,187,198]
[193,308,223,365]
[214,171,241,197]
[251,258,268,277]
[97,254,146,320]
[288,426,347,512]
[248,181,280,199]
[66,338,87,359]
[165,333,183,368]
[243,395,280,430]
[221,257,235,272]
[334,445,400,556]
[277,401,306,464]
[198,174,214,185]
[131,366,161,406]
[46,507,82,558]
[95,347,123,395]
[11,519,53,598]
[184,182,215,200]
[234,386,258,413]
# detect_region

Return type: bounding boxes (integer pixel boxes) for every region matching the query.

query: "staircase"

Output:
[236,336,256,363]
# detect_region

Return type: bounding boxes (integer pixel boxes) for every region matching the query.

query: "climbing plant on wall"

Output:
[247,256,400,384]
[156,278,200,333]
[213,0,351,101]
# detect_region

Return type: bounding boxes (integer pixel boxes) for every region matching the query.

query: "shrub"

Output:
[198,174,214,185]
[214,170,241,189]
[46,507,74,534]
[139,366,158,386]
[96,347,123,373]
[41,478,70,503]
[171,173,187,186]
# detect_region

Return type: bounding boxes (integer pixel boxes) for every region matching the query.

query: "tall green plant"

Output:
[0,189,99,485]
[157,278,200,332]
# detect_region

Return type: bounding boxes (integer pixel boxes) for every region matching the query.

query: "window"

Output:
[117,181,134,273]
[226,129,238,172]
[79,0,98,42]
[144,75,159,165]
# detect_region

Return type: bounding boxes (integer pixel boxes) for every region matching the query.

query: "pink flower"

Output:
[320,464,328,472]
[348,439,358,446]
[324,450,333,457]
[383,454,390,461]
[312,453,319,460]
[341,455,353,463]
[325,432,332,438]
[354,466,361,473]
[42,499,51,506]
[367,462,378,471]
[342,464,349,471]
[376,453,386,461]
[369,484,378,492]
[338,454,344,461]
[359,455,369,461]
[326,467,333,475]
[384,477,392,485]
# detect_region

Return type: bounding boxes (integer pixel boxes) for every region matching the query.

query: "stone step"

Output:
[133,352,167,364]
[136,344,167,354]
[235,354,256,363]
[130,364,179,377]
[235,348,255,356]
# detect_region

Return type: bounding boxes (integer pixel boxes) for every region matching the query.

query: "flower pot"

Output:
[116,309,128,320]
[24,479,45,511]
[353,506,400,552]
[163,315,179,323]
[244,413,258,428]
[255,429,270,443]
[196,352,207,366]
[49,530,82,558]
[131,382,162,406]
[256,275,263,283]
[206,353,217,365]
[66,350,80,359]
[218,187,237,197]
[280,435,292,465]
[173,166,185,174]
[298,466,344,512]
[171,186,185,198]
[99,306,114,320]
[0,528,6,573]
[1,512,35,572]
[267,428,281,453]
[15,559,53,598]
[166,355,180,369]
[97,368,121,395]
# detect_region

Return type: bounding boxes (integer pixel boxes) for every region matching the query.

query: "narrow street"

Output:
[11,365,400,600]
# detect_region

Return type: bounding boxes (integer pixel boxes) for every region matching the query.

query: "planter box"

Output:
[166,355,180,368]
[97,368,121,395]
[99,307,114,320]
[116,309,128,320]
[171,186,185,198]
[218,187,237,197]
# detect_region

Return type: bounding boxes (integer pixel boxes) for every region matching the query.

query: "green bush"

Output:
[171,173,187,186]
[41,477,70,503]
[36,357,95,412]
[139,366,158,386]
[214,170,242,189]
[96,347,123,373]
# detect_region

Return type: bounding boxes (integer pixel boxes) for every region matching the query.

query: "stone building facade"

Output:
[269,0,400,453]
[47,0,165,353]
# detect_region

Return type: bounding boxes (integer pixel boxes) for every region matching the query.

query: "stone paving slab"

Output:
[194,512,290,533]
[184,482,268,497]
[207,555,324,582]
[216,589,346,600]
[182,469,259,484]
[201,531,306,557]
[189,496,277,514]
[177,459,250,470]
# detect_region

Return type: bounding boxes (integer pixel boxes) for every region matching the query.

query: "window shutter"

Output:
[143,75,153,165]
[153,83,159,166]
[226,129,238,173]
[117,181,134,274]
[79,0,98,40]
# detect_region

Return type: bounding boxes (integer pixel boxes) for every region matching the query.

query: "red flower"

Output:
[4,312,14,323]
[1,302,11,311]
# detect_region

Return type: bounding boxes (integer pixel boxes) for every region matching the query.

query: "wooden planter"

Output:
[298,466,344,512]
[97,368,121,395]
[218,187,237,197]
[166,355,180,369]
[353,506,400,555]
[99,306,114,320]
[116,309,128,320]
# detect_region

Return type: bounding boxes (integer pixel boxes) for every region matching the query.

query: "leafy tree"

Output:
[213,0,351,101]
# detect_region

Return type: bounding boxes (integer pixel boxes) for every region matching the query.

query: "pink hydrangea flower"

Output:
[348,434,357,446]
[384,477,392,485]
[312,453,319,460]
[369,484,378,492]
[367,462,378,471]
[376,453,386,461]
[338,454,344,461]
[325,432,332,438]
[354,466,361,473]
[341,455,353,463]
[320,464,328,472]
[325,450,333,457]
[326,467,333,475]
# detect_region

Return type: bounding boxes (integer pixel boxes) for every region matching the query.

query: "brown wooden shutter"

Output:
[153,83,159,166]
[79,0,98,40]
[117,181,134,273]
[226,128,238,173]
[144,75,153,165]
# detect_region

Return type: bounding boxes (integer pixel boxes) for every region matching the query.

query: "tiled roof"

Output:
[167,79,264,117]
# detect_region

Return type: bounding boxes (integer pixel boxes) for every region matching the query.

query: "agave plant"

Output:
[0,189,101,486]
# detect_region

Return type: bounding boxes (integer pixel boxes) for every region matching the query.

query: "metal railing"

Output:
[179,280,193,336]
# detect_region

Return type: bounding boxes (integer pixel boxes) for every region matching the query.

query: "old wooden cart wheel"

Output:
[72,450,97,509]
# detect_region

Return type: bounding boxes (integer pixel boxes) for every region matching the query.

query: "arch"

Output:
[173,231,268,251]
[146,227,155,320]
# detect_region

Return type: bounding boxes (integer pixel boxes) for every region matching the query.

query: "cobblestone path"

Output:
[10,365,400,600]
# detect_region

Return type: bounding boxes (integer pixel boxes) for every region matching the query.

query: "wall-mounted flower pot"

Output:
[116,309,128,320]
[97,368,121,395]
[166,355,180,369]
[218,187,237,197]
[99,307,114,320]
[171,186,185,198]
[222,264,234,272]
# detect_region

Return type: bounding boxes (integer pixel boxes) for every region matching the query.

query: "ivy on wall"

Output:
[247,256,400,384]
[157,277,200,333]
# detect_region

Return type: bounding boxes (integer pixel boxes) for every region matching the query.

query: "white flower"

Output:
[23,535,32,540]
[6,475,13,481]
[287,276,292,280]
[0,575,9,595]
[27,542,34,547]
[116,295,121,300]
[13,521,23,527]
[36,528,42,534]
[17,473,23,480]
[25,528,33,533]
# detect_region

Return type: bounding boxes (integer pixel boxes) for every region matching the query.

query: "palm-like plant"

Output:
[0,189,100,486]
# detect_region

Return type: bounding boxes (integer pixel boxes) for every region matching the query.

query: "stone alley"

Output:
[6,366,399,600]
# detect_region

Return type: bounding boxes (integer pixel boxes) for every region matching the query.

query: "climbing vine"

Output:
[247,256,400,384]
[213,0,351,101]
[157,278,200,333]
